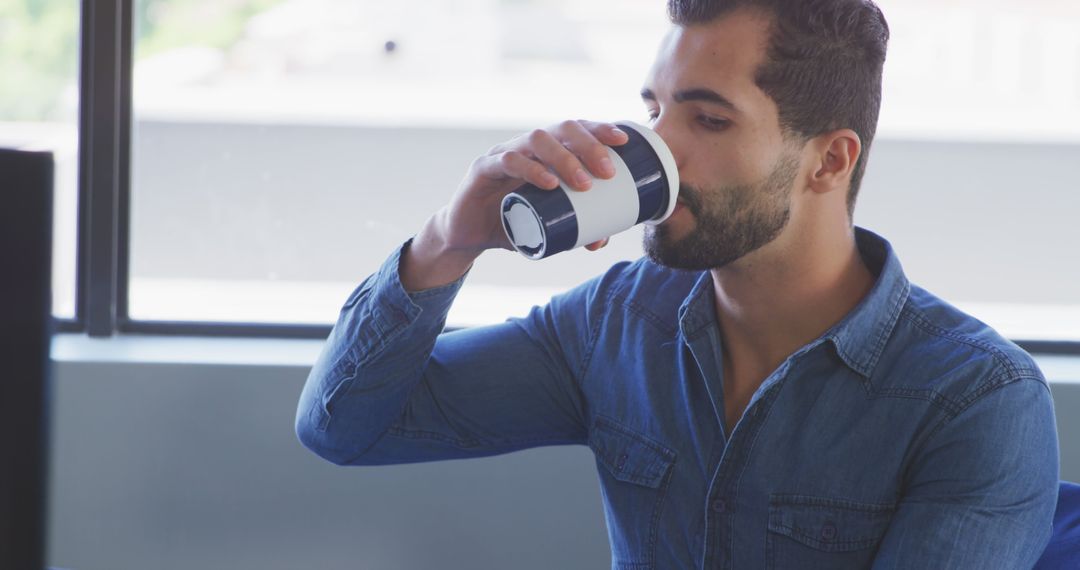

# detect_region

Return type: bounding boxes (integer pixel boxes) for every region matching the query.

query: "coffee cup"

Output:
[500,120,679,260]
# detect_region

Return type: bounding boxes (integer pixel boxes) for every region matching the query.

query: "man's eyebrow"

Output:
[640,87,739,113]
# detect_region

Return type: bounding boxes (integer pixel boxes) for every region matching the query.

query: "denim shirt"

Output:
[296,226,1059,569]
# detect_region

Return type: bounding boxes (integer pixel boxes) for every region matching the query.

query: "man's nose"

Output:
[651,116,686,172]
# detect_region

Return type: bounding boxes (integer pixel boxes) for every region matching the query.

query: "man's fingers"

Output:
[494,150,560,190]
[482,120,630,195]
[579,120,630,148]
[556,120,618,184]
[525,126,594,191]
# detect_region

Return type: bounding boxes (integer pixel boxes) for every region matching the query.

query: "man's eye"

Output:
[698,115,730,131]
[646,111,659,123]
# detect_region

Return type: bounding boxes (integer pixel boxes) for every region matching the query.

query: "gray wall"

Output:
[46,357,611,570]
[45,351,1080,570]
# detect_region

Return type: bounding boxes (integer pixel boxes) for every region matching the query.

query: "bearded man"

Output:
[297,1,1059,567]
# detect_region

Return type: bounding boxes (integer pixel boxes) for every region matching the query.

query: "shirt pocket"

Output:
[588,415,677,570]
[766,494,895,570]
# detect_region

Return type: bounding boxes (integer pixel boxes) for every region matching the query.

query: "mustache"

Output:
[676,184,701,213]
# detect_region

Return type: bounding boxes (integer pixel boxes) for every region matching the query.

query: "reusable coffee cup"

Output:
[500,120,679,260]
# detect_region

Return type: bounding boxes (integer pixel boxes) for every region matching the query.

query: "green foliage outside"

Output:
[0,0,283,122]
[135,0,284,59]
[0,0,79,121]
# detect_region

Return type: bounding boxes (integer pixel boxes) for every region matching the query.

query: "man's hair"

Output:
[668,0,889,219]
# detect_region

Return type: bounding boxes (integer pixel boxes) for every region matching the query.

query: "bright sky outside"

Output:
[128,0,1080,141]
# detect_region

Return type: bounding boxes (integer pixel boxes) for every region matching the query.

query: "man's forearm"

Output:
[294,239,467,465]
[400,209,480,293]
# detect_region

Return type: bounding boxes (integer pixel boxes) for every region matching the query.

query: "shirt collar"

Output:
[824,226,911,379]
[678,226,911,380]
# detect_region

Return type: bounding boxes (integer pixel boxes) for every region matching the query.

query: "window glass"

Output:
[868,0,1080,341]
[0,1,81,319]
[129,0,668,326]
[129,0,1080,340]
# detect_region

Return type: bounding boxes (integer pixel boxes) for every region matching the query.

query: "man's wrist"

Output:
[399,214,479,293]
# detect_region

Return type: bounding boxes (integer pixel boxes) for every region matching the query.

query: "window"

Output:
[73,0,1080,346]
[127,0,669,327]
[0,1,80,319]
[866,0,1080,343]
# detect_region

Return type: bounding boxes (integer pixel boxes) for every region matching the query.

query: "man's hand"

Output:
[401,120,629,292]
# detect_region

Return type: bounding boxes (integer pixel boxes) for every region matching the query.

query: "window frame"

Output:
[59,0,1080,356]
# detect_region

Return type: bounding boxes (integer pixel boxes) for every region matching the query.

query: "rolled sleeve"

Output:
[295,238,468,464]
[295,238,597,467]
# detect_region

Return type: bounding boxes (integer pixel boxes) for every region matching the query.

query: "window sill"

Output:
[50,333,325,368]
[50,333,1080,384]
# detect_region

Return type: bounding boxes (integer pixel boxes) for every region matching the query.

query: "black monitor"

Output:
[0,148,54,569]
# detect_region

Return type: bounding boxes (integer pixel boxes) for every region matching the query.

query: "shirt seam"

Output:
[406,273,469,300]
[383,426,584,450]
[855,303,1048,418]
[902,368,1045,489]
[576,286,607,397]
[352,307,416,368]
[901,303,1044,383]
[769,522,881,548]
[611,292,678,336]
[859,385,963,418]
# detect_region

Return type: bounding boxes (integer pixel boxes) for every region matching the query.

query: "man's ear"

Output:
[808,129,861,194]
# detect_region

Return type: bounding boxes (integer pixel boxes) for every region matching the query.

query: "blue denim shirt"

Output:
[296,226,1059,569]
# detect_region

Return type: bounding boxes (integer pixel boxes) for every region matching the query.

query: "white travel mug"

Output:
[500,120,680,260]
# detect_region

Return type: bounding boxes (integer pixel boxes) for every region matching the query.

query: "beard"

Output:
[643,153,800,271]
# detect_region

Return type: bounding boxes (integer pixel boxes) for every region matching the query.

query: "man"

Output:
[296,0,1060,567]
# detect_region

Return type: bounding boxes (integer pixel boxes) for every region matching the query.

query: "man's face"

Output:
[641,10,803,270]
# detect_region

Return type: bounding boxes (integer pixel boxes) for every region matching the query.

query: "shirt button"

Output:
[821,521,837,541]
[616,453,628,471]
[711,499,726,513]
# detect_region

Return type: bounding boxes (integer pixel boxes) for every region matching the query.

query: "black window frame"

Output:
[57,0,1080,355]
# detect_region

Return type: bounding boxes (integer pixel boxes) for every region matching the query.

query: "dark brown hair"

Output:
[668,0,889,218]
